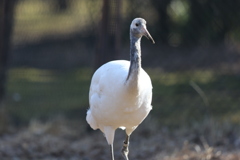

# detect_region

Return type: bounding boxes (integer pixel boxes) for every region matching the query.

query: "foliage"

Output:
[13,0,240,46]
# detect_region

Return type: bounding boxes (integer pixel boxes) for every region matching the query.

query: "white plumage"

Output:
[87,60,152,142]
[86,18,155,160]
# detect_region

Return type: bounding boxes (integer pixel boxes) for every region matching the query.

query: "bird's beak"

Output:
[143,27,155,44]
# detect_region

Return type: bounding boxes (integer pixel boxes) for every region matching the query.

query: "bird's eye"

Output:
[135,23,139,27]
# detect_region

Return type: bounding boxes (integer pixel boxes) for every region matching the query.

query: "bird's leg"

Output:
[121,135,130,160]
[110,144,115,160]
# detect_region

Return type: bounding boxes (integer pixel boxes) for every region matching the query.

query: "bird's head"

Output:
[130,18,155,44]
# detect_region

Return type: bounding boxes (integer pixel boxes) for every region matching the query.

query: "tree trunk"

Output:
[95,0,110,69]
[0,0,16,103]
[0,0,16,132]
[151,0,171,44]
[94,0,122,69]
[54,0,68,12]
[114,0,122,59]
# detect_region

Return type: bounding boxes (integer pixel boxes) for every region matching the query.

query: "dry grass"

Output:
[0,116,239,160]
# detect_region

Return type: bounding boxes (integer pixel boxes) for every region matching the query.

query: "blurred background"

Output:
[0,0,240,159]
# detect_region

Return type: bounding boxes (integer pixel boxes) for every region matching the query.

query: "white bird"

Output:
[86,18,155,160]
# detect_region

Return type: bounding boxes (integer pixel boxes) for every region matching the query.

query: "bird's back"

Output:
[87,60,152,134]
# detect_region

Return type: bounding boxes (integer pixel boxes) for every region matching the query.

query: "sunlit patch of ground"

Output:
[0,116,239,160]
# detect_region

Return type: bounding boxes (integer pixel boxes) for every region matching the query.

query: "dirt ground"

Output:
[0,116,240,160]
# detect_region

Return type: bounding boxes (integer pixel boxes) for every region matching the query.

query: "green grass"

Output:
[5,68,240,126]
[149,69,240,126]
[6,68,92,123]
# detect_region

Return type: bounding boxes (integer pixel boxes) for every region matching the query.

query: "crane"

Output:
[86,17,155,160]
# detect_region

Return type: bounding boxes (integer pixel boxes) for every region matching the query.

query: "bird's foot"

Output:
[121,141,129,160]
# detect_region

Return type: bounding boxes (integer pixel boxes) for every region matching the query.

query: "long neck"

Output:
[126,33,142,83]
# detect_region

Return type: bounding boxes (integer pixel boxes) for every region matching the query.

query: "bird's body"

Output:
[86,18,155,160]
[87,60,152,144]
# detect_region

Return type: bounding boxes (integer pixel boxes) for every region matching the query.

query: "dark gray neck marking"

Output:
[126,33,142,81]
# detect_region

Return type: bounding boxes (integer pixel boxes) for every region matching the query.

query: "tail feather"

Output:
[86,110,98,130]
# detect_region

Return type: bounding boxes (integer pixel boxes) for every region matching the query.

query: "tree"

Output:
[183,0,240,45]
[0,0,17,132]
[54,0,69,12]
[95,0,122,69]
[151,0,172,44]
